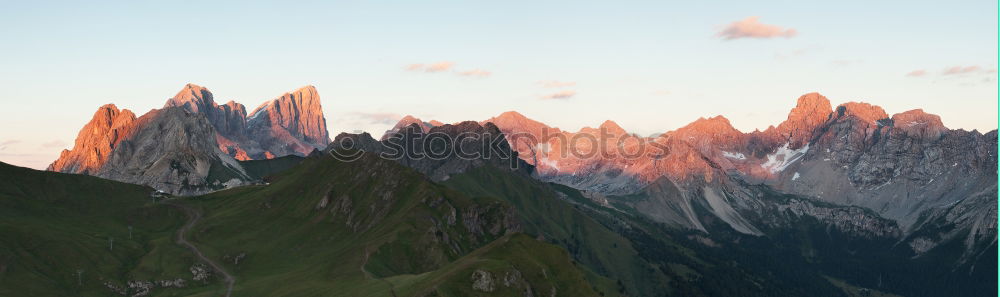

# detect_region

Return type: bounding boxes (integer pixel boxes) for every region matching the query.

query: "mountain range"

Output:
[48,84,329,195]
[2,85,994,297]
[390,92,997,261]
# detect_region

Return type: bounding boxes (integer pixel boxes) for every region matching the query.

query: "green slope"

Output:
[0,154,606,297]
[237,155,305,180]
[391,233,600,297]
[442,165,669,297]
[0,162,216,297]
[176,152,607,297]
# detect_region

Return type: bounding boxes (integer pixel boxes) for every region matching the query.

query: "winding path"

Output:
[166,200,236,297]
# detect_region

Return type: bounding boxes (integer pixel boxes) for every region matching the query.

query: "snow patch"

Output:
[761,143,809,173]
[247,108,267,121]
[722,151,746,160]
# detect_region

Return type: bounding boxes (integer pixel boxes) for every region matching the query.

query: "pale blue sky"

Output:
[1,0,996,169]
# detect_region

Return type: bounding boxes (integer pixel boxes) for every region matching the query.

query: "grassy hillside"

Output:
[0,154,606,297]
[442,166,668,297]
[0,162,216,297]
[237,155,305,180]
[177,152,607,297]
[392,233,600,297]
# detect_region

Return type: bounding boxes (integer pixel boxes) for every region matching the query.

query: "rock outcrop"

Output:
[482,93,996,260]
[333,120,529,182]
[247,86,330,157]
[891,109,948,139]
[95,107,249,195]
[165,84,253,159]
[165,84,251,140]
[47,104,138,174]
[164,83,330,159]
[49,83,331,195]
[380,115,438,141]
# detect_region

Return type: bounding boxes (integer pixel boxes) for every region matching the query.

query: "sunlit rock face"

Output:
[49,83,332,194]
[247,85,330,157]
[164,83,331,159]
[48,104,138,174]
[481,93,996,248]
[95,107,250,195]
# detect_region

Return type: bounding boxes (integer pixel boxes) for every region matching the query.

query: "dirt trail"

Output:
[166,200,236,297]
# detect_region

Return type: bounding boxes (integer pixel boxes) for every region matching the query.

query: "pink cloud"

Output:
[717,17,797,40]
[540,90,577,100]
[942,65,982,75]
[537,80,576,88]
[426,62,455,72]
[905,70,927,77]
[457,69,491,78]
[405,61,455,73]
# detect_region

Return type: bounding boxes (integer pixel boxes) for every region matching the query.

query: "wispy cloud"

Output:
[406,62,492,79]
[0,140,20,150]
[536,80,576,88]
[717,17,797,40]
[942,65,982,75]
[651,90,672,96]
[541,90,577,100]
[405,61,455,73]
[457,69,491,78]
[40,140,67,149]
[905,70,927,77]
[350,112,403,125]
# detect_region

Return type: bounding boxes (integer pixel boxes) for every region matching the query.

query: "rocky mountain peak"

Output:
[577,120,629,136]
[483,111,559,147]
[836,102,888,124]
[486,111,549,130]
[381,115,437,140]
[676,115,739,136]
[775,92,832,132]
[246,85,330,156]
[222,100,244,111]
[791,92,832,118]
[47,104,138,174]
[95,106,249,195]
[891,109,948,139]
[399,114,421,123]
[164,83,215,113]
[599,120,627,135]
[495,110,528,121]
[334,120,528,182]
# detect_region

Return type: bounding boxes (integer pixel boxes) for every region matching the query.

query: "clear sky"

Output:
[1,0,997,169]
